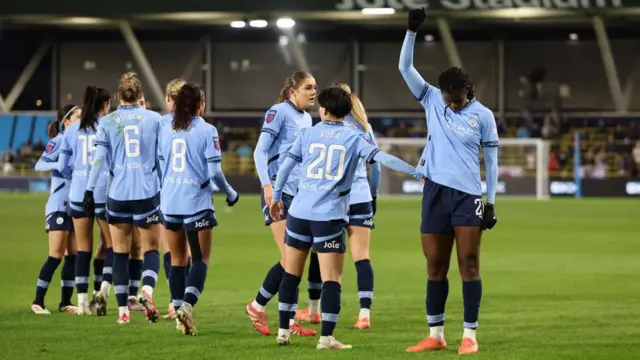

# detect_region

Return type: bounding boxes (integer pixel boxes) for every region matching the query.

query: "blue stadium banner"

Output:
[0,0,633,16]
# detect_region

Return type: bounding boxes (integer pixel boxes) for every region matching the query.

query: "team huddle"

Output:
[30,9,498,354]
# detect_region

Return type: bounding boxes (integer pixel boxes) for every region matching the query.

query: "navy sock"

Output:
[103,247,113,284]
[462,280,482,330]
[186,256,192,275]
[60,255,75,305]
[170,266,187,310]
[292,286,299,321]
[34,256,62,307]
[278,272,301,330]
[307,252,322,301]
[255,262,284,307]
[142,250,160,289]
[93,259,104,292]
[355,259,374,309]
[184,261,208,307]
[426,279,449,327]
[163,252,171,282]
[128,259,143,297]
[320,281,342,337]
[113,252,130,307]
[75,251,92,295]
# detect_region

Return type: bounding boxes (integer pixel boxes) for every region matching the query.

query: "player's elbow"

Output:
[34,162,46,171]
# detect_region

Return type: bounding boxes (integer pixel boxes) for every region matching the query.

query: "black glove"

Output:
[372,196,377,216]
[408,7,427,32]
[482,203,497,230]
[83,190,95,217]
[226,193,239,207]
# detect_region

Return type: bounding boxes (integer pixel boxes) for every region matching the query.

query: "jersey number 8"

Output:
[306,143,346,181]
[171,138,187,172]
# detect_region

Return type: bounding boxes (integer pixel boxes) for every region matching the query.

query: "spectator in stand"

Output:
[541,114,557,139]
[515,123,530,138]
[33,140,45,152]
[19,140,33,157]
[633,141,640,165]
[2,147,15,174]
[236,143,253,174]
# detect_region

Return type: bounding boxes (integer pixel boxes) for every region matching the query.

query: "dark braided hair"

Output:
[438,66,475,100]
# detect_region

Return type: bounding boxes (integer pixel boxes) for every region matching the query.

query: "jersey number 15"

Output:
[306,143,346,181]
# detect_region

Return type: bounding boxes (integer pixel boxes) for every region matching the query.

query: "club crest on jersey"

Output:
[468,118,478,127]
[45,141,56,153]
[266,110,277,124]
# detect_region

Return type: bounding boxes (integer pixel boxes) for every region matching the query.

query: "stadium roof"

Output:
[2,0,640,28]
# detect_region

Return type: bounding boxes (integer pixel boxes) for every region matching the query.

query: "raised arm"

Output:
[399,31,429,100]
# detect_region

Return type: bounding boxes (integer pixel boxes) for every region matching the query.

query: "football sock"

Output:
[113,252,130,307]
[34,256,61,307]
[60,255,75,305]
[92,258,104,293]
[75,251,92,297]
[320,281,341,337]
[462,279,482,334]
[427,279,449,339]
[307,252,322,305]
[184,261,207,307]
[170,266,187,310]
[128,259,143,297]
[141,250,160,293]
[355,259,374,311]
[255,262,285,308]
[278,272,301,330]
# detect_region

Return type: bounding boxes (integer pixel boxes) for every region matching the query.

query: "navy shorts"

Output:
[421,179,484,234]
[45,211,74,233]
[261,190,294,226]
[348,202,374,229]
[107,193,161,229]
[69,202,107,220]
[285,214,348,254]
[163,209,218,231]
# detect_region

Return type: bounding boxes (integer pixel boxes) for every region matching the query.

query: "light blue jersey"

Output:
[86,105,162,201]
[158,117,236,215]
[399,31,499,202]
[58,121,108,204]
[343,115,381,205]
[273,121,423,222]
[254,100,312,196]
[161,113,173,127]
[35,134,70,216]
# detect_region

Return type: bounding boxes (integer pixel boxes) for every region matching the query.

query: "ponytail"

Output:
[172,82,203,131]
[79,86,110,132]
[276,86,290,104]
[51,104,78,138]
[334,82,369,132]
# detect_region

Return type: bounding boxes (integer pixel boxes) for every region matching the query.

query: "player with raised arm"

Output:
[245,71,316,337]
[31,105,82,315]
[160,78,189,320]
[295,82,381,329]
[83,72,163,325]
[272,86,424,350]
[58,87,112,316]
[400,8,499,355]
[157,82,238,335]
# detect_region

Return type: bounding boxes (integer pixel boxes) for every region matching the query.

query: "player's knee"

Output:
[426,264,448,280]
[457,254,480,280]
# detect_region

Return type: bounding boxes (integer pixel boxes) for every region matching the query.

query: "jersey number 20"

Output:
[306,143,346,181]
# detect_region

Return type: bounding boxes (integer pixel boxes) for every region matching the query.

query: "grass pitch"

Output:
[0,194,639,359]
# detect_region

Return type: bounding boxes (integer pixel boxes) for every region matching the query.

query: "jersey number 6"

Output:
[306,143,346,181]
[123,125,140,158]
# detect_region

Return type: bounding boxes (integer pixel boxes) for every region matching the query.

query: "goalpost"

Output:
[375,137,551,200]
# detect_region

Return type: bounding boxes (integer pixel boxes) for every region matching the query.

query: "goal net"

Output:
[375,138,551,199]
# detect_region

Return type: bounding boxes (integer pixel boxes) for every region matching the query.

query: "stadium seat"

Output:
[32,115,55,144]
[0,116,14,151]
[12,115,35,151]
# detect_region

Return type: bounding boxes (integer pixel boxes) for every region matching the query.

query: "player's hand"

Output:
[263,184,273,207]
[408,6,427,32]
[226,192,239,207]
[82,190,95,217]
[270,200,284,222]
[372,196,377,216]
[482,203,497,230]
